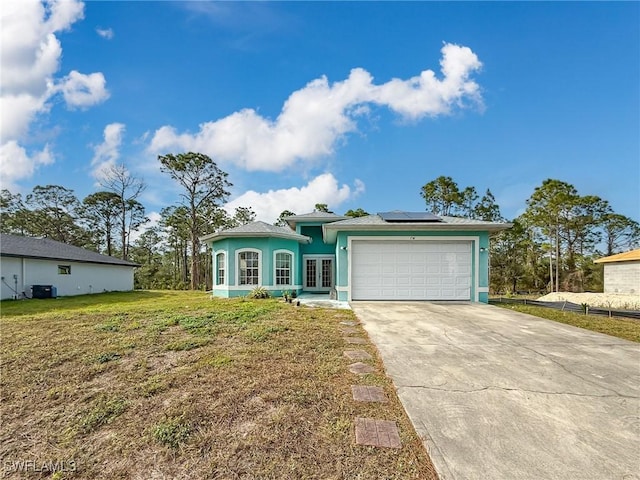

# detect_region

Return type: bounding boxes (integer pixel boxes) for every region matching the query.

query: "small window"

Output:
[58,265,71,275]
[275,252,292,285]
[216,252,225,285]
[238,251,259,285]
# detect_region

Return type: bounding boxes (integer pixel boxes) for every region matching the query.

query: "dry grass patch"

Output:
[1,291,437,479]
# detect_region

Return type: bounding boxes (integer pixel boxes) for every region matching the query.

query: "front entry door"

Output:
[304,256,334,292]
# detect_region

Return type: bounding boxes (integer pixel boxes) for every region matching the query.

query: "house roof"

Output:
[594,249,640,264]
[284,211,348,229]
[0,233,140,267]
[200,221,311,243]
[322,213,512,243]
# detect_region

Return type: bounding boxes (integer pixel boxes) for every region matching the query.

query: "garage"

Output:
[350,240,472,300]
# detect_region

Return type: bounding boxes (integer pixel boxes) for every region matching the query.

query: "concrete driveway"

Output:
[351,302,640,480]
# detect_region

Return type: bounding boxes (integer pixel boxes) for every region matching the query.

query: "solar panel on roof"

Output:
[378,211,442,222]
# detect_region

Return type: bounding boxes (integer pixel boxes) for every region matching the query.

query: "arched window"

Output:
[238,250,260,285]
[274,251,293,286]
[215,252,226,285]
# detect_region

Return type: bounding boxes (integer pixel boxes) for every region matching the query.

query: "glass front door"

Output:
[304,256,334,292]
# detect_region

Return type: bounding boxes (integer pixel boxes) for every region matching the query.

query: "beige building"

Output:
[594,249,640,295]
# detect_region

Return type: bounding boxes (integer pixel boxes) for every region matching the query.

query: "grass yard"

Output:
[494,303,640,343]
[0,291,437,479]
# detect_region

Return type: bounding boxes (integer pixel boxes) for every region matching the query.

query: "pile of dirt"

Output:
[537,292,640,310]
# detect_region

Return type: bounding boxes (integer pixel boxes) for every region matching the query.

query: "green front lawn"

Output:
[0,291,437,479]
[494,303,640,343]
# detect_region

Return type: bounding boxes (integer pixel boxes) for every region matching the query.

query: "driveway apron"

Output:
[351,301,640,480]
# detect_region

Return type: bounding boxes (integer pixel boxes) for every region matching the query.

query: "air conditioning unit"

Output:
[32,285,57,299]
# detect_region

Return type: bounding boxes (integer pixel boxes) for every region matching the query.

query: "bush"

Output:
[247,286,270,299]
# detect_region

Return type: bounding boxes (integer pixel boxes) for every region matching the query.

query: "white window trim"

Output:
[236,248,262,286]
[273,249,294,286]
[215,251,227,286]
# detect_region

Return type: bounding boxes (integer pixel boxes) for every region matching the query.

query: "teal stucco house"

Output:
[201,211,510,303]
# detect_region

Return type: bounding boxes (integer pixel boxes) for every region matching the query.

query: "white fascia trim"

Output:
[346,236,480,302]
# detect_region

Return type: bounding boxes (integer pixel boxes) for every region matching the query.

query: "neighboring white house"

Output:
[594,249,640,295]
[0,233,139,300]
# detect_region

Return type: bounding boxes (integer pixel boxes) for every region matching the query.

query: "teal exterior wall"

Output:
[299,225,335,255]
[334,230,490,303]
[208,237,304,298]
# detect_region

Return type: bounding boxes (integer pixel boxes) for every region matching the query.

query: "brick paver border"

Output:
[341,326,359,335]
[348,362,375,374]
[344,336,368,344]
[355,417,401,448]
[340,321,359,326]
[351,385,387,403]
[343,350,372,361]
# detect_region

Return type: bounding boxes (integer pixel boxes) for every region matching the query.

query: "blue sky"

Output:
[1,1,638,227]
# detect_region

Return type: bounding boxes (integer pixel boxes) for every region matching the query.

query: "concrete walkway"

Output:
[351,301,640,480]
[296,293,351,309]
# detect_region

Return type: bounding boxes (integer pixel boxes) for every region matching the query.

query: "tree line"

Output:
[0,155,255,291]
[2,153,638,294]
[420,176,639,294]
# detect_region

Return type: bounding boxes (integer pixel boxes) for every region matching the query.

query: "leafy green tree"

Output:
[490,219,527,293]
[314,203,331,213]
[228,206,256,227]
[158,152,232,290]
[522,179,578,292]
[160,205,190,288]
[80,191,121,256]
[601,212,640,255]
[25,185,90,247]
[522,179,616,292]
[124,199,148,256]
[344,208,369,218]
[0,190,30,235]
[129,227,171,289]
[275,210,296,227]
[472,189,504,222]
[420,176,476,217]
[557,194,608,279]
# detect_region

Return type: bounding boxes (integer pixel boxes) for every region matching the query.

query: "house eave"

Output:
[322,222,513,243]
[0,252,140,267]
[200,232,312,244]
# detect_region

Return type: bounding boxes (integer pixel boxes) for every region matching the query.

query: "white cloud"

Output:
[149,43,482,172]
[96,27,114,39]
[0,0,109,190]
[224,173,365,223]
[59,70,109,109]
[0,140,54,191]
[91,123,126,179]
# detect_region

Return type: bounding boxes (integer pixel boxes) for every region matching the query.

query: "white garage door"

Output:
[351,240,472,300]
